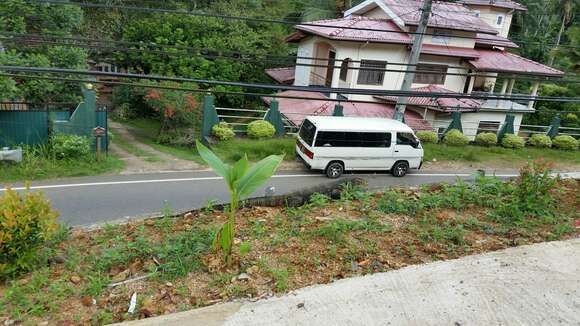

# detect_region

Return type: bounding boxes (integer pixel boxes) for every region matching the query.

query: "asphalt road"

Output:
[0,169,520,227]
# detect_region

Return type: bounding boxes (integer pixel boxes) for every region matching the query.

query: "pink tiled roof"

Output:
[263,91,432,131]
[475,33,519,48]
[265,67,295,84]
[420,44,480,58]
[375,85,483,111]
[380,0,498,34]
[294,17,412,44]
[468,49,564,76]
[458,0,527,11]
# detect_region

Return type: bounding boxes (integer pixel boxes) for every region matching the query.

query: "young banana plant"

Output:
[196,141,283,265]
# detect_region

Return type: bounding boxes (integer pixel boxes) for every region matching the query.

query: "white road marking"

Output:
[0,174,318,191]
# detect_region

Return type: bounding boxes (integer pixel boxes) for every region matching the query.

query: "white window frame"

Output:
[496,14,505,26]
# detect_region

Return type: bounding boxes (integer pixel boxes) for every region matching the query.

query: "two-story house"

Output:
[265,0,564,138]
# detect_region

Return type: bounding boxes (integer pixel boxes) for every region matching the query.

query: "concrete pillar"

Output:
[528,82,540,109]
[467,75,475,94]
[500,79,509,94]
[506,78,515,94]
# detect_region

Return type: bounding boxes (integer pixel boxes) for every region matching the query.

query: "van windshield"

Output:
[299,119,316,146]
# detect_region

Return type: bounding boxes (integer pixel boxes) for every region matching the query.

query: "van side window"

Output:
[396,132,419,148]
[315,132,391,147]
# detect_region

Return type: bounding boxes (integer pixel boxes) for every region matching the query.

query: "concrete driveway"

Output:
[112,238,580,326]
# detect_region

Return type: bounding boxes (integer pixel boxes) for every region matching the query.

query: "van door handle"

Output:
[394,150,399,153]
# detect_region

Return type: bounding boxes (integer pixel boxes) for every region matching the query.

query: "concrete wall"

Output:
[460,111,523,140]
[295,36,317,86]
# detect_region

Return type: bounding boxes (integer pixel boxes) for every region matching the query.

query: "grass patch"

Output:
[117,118,296,163]
[109,129,162,162]
[423,143,580,165]
[0,152,125,183]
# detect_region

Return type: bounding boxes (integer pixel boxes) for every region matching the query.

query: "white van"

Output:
[296,116,423,178]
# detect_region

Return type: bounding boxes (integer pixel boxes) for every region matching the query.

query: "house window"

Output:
[413,64,447,85]
[496,14,504,26]
[339,58,351,81]
[476,121,501,134]
[357,60,387,85]
[432,29,452,44]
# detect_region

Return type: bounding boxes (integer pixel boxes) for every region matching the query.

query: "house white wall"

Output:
[467,6,514,38]
[460,111,523,140]
[412,54,470,93]
[294,36,317,86]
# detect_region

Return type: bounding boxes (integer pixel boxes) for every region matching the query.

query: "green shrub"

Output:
[442,129,469,146]
[528,134,552,148]
[552,135,579,150]
[247,120,276,139]
[416,131,438,143]
[474,132,497,147]
[501,134,525,149]
[0,188,59,277]
[212,122,235,141]
[51,134,91,159]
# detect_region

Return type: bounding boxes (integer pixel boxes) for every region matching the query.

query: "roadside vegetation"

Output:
[1,161,578,325]
[0,135,124,184]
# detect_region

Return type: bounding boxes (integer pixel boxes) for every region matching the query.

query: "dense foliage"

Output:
[212,121,236,141]
[442,129,469,146]
[51,134,91,159]
[247,120,276,139]
[528,134,553,148]
[416,131,438,144]
[0,188,59,278]
[474,132,497,147]
[0,0,87,103]
[501,134,526,149]
[552,135,579,150]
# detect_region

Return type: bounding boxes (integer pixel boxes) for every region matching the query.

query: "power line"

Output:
[2,65,579,102]
[26,0,580,49]
[0,72,553,113]
[2,35,575,84]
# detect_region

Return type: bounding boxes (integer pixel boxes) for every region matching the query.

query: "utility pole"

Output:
[393,0,433,121]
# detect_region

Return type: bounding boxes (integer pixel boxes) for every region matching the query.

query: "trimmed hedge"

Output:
[528,134,552,148]
[501,134,525,149]
[247,120,275,139]
[442,129,469,146]
[416,131,438,143]
[474,132,497,147]
[552,135,579,150]
[212,122,235,141]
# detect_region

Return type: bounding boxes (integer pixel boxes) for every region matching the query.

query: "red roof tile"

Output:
[420,44,480,58]
[458,0,527,11]
[380,0,498,34]
[265,67,295,84]
[475,33,519,48]
[264,91,432,131]
[375,85,482,111]
[468,49,564,76]
[295,17,412,44]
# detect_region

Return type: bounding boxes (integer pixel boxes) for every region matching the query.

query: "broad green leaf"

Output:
[236,154,283,199]
[196,140,230,178]
[227,154,249,190]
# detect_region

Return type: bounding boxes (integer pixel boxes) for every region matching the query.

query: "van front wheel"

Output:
[391,161,409,177]
[325,162,344,179]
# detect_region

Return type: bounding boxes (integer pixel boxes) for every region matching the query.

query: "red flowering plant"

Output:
[143,82,200,141]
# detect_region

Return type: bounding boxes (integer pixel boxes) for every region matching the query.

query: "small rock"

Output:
[81,296,94,307]
[70,275,81,284]
[190,296,198,306]
[141,307,154,318]
[38,322,49,326]
[145,219,156,226]
[165,282,174,288]
[351,261,360,272]
[370,260,384,270]
[3,320,17,326]
[297,302,305,309]
[432,158,437,162]
[237,273,250,281]
[49,255,66,265]
[184,212,194,219]
[111,269,130,283]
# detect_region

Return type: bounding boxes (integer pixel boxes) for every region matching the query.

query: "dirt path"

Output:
[108,121,201,174]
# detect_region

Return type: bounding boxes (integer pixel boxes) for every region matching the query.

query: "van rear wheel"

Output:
[391,161,409,177]
[325,162,344,179]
